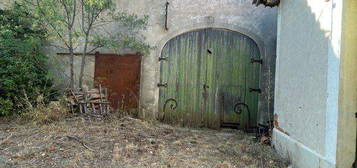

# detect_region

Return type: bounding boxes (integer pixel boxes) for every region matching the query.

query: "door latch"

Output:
[249,88,262,93]
[251,58,263,64]
[157,83,168,87]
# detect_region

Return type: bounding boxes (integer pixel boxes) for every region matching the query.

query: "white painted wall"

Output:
[273,0,344,167]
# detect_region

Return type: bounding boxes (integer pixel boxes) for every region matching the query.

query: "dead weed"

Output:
[0,116,289,168]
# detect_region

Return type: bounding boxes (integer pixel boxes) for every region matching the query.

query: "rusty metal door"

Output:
[159,28,261,128]
[94,53,141,110]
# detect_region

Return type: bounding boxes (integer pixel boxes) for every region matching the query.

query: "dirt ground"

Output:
[0,116,288,168]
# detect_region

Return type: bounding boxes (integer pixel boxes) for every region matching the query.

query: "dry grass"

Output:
[19,98,70,125]
[0,115,288,168]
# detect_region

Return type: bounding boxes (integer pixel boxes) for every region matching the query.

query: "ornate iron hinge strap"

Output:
[159,57,168,61]
[160,98,178,121]
[234,102,250,115]
[157,83,168,87]
[163,98,177,113]
[249,88,262,93]
[234,102,251,128]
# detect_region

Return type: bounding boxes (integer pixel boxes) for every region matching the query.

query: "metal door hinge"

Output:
[249,88,262,93]
[251,58,263,64]
[159,57,168,61]
[157,83,168,87]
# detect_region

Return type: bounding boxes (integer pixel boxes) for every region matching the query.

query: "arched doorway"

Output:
[158,28,261,129]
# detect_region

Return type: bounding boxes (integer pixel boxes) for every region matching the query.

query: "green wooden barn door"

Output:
[159,28,261,128]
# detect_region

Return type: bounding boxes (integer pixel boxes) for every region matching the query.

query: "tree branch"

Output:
[87,45,104,54]
[35,0,70,48]
[70,0,77,27]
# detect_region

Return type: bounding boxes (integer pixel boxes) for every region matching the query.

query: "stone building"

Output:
[52,0,357,167]
[53,0,278,129]
[2,0,357,167]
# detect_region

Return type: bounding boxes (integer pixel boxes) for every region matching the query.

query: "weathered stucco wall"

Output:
[274,0,331,155]
[49,55,96,89]
[273,0,346,167]
[0,1,10,9]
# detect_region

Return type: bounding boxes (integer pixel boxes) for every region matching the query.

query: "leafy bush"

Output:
[0,4,57,116]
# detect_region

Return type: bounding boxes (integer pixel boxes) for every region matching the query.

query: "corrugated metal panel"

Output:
[159,28,261,128]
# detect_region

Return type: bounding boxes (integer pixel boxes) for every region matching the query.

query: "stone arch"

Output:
[155,24,266,66]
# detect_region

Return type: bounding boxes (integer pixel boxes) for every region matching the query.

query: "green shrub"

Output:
[0,4,57,116]
[0,98,13,115]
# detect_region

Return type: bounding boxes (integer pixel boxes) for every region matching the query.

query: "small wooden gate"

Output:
[94,53,141,110]
[159,28,261,128]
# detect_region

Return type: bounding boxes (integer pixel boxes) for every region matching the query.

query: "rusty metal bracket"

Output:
[249,88,262,93]
[234,102,249,115]
[161,98,177,121]
[164,1,169,31]
[157,83,168,88]
[251,58,263,64]
[159,57,168,61]
[234,102,251,128]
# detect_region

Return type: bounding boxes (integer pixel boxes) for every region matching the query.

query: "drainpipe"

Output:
[252,0,280,7]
